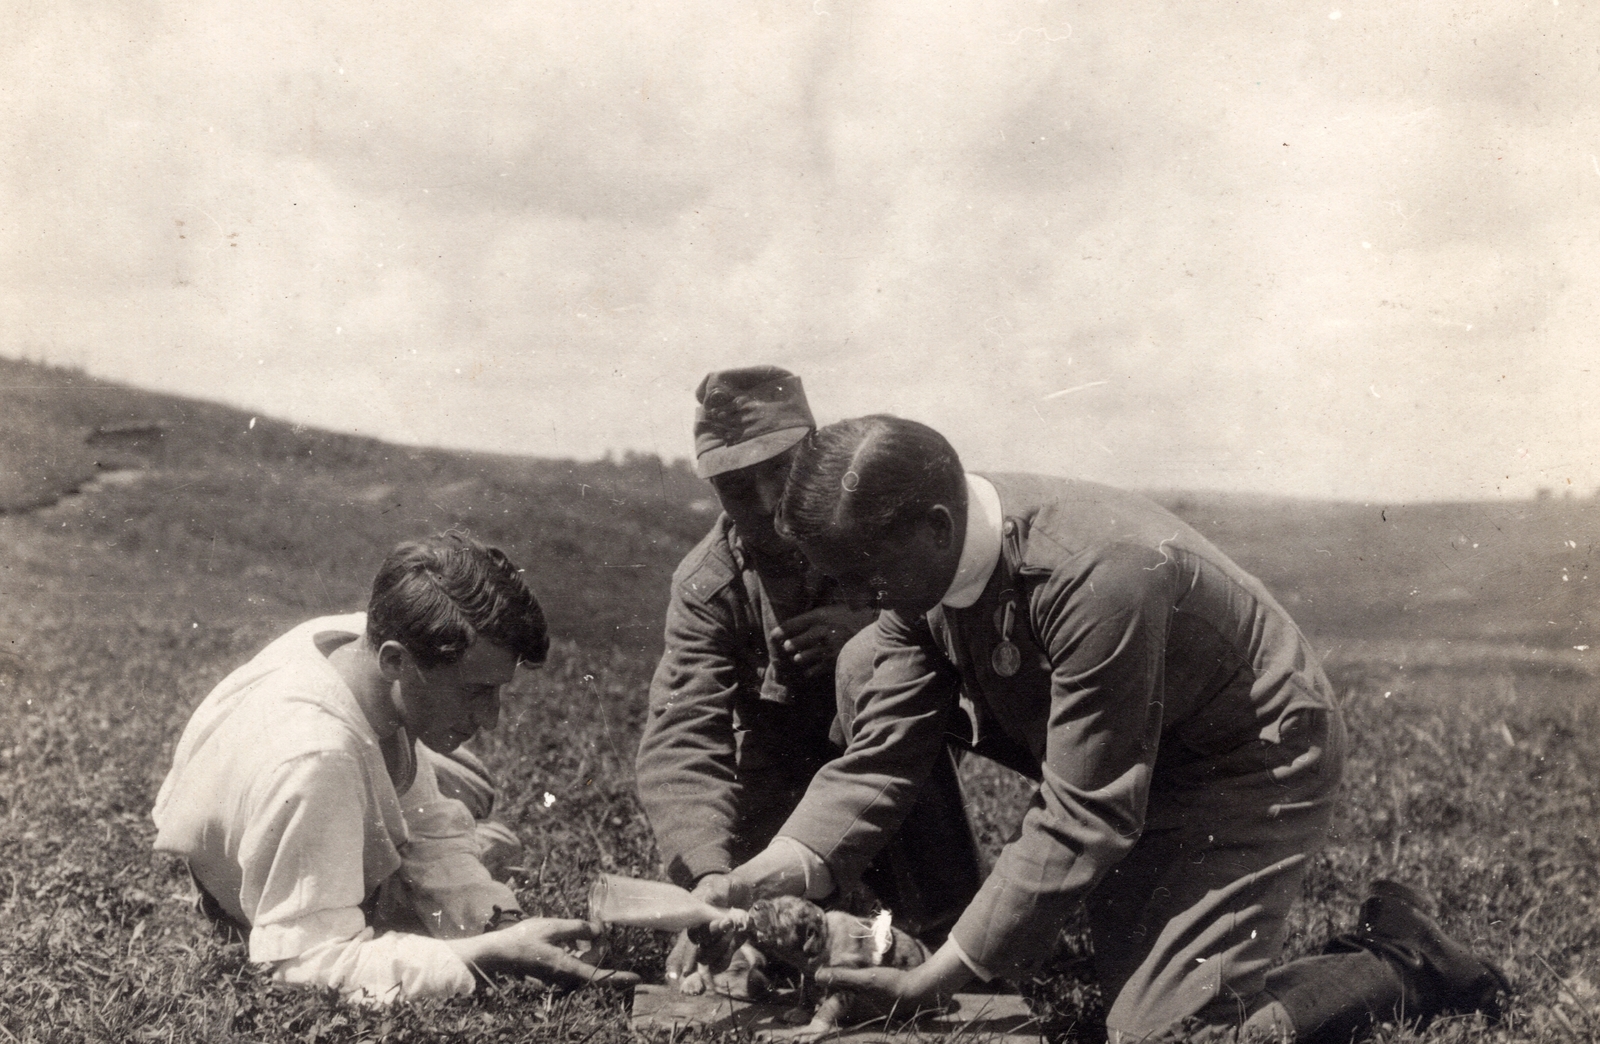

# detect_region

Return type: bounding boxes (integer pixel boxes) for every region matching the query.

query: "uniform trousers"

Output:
[833,630,1349,1041]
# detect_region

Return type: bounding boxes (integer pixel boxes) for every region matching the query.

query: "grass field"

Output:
[2,357,1598,1042]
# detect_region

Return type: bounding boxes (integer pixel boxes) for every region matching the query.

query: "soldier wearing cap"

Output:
[709,415,1510,1043]
[635,368,982,994]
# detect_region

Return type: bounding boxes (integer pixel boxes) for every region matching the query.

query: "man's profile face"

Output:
[391,638,519,753]
[709,447,795,554]
[798,510,959,617]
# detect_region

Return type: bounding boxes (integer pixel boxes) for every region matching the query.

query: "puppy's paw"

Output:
[710,942,768,999]
[676,968,709,996]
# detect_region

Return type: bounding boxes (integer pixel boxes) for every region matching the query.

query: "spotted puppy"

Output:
[745,895,931,1039]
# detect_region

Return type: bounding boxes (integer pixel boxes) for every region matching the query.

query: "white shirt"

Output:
[153,614,516,1004]
[938,474,1004,610]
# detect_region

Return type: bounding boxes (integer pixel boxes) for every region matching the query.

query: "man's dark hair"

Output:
[366,530,549,669]
[776,415,965,548]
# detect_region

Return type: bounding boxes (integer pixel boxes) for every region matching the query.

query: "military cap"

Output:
[693,366,815,478]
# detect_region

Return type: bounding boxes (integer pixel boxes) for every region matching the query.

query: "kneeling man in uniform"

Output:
[637,369,983,994]
[707,416,1508,1043]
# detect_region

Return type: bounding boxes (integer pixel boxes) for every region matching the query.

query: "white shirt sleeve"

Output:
[272,927,477,1005]
[947,936,998,982]
[392,743,521,938]
[241,751,477,1003]
[770,835,836,901]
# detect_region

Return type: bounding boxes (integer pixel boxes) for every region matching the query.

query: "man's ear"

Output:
[376,640,412,682]
[926,503,957,550]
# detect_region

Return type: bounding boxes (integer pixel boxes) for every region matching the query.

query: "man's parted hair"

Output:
[366,530,549,669]
[776,415,966,548]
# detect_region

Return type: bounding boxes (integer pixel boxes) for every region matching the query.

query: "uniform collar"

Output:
[940,474,1003,609]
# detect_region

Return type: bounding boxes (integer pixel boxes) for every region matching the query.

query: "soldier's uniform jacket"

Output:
[637,513,846,888]
[780,474,1342,979]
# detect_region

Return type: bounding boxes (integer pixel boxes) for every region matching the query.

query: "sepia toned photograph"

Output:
[2,2,1595,1040]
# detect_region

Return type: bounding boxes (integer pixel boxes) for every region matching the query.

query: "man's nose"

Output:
[755,479,782,515]
[473,692,501,731]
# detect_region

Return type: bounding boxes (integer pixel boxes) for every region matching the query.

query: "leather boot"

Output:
[1324,879,1512,1025]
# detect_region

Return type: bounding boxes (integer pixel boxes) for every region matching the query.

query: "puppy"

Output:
[744,896,931,1039]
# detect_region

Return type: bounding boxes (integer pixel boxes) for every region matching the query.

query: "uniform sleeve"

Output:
[635,575,748,887]
[392,745,521,939]
[241,751,477,1003]
[949,544,1174,978]
[775,612,962,893]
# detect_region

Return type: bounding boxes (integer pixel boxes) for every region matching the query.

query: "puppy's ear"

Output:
[746,899,775,941]
[801,912,829,963]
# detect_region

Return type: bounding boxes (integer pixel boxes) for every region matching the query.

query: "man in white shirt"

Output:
[154,531,638,1004]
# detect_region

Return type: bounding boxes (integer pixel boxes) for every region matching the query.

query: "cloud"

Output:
[3,0,1596,500]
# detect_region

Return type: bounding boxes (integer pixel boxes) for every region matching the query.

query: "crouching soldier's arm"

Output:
[637,580,755,989]
[636,579,748,889]
[644,550,842,993]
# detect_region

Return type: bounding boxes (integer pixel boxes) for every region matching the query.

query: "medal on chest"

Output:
[991,597,1022,678]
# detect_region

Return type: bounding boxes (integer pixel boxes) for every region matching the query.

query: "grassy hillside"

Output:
[3,356,1599,1042]
[1156,490,1598,652]
[0,355,711,652]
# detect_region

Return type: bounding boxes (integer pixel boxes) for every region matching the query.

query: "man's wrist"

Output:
[449,930,509,980]
[914,940,978,1002]
[701,872,753,908]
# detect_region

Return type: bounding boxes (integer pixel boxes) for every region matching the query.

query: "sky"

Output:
[4,0,1597,501]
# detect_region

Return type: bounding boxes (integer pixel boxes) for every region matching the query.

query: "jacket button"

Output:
[1003,520,1015,536]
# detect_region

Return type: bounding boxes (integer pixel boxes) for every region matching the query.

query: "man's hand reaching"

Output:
[450,917,640,990]
[813,939,974,1013]
[690,872,752,911]
[668,875,759,996]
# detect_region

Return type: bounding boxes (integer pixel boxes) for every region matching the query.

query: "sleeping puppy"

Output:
[744,896,932,1040]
